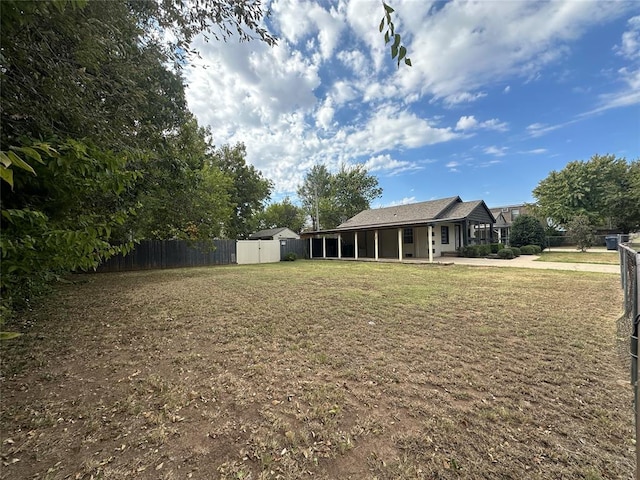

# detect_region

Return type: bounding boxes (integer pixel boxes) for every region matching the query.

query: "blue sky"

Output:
[185,0,640,209]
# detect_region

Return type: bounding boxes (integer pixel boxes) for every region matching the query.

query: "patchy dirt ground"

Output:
[0,261,634,479]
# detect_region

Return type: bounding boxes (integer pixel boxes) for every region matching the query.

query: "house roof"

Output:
[491,212,510,227]
[325,196,495,232]
[249,227,297,239]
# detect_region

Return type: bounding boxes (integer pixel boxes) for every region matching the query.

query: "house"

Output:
[489,204,529,244]
[248,227,300,240]
[304,196,495,262]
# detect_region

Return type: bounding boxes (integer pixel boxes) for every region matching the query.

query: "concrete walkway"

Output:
[445,254,620,274]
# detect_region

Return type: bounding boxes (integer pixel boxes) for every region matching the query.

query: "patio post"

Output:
[322,236,326,258]
[337,233,342,259]
[428,225,433,263]
[374,230,379,260]
[398,228,403,260]
[354,232,359,260]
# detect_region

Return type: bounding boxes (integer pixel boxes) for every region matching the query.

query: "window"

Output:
[511,208,520,220]
[441,225,449,244]
[403,228,413,244]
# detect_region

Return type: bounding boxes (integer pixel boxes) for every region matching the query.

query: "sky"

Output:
[184,0,640,210]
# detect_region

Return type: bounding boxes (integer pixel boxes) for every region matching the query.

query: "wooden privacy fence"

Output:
[97,239,237,272]
[279,238,309,259]
[96,238,309,272]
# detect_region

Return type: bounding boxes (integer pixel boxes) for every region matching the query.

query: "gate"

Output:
[236,240,281,264]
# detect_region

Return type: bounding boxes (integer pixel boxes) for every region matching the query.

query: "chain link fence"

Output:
[617,241,639,475]
[618,244,639,364]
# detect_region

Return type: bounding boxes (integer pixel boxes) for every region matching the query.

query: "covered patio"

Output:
[305,196,496,263]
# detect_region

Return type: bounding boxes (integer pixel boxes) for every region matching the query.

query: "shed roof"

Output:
[249,227,296,239]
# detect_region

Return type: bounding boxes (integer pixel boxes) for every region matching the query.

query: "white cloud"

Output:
[364,154,425,176]
[315,98,335,130]
[396,0,630,104]
[182,0,636,196]
[455,115,508,131]
[387,196,417,207]
[271,0,345,61]
[480,160,502,167]
[442,92,487,106]
[526,123,554,137]
[523,148,548,154]
[346,105,459,153]
[446,161,460,172]
[503,85,511,93]
[455,115,478,130]
[587,16,640,113]
[616,15,640,60]
[484,146,508,156]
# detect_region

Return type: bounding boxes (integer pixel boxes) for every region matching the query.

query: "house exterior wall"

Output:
[411,223,457,258]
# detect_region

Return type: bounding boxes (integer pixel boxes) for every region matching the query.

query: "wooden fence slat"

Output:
[97,239,238,272]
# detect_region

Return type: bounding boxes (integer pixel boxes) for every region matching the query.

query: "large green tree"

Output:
[0,0,275,315]
[297,164,382,230]
[208,143,273,239]
[533,154,640,233]
[257,197,307,233]
[129,117,234,240]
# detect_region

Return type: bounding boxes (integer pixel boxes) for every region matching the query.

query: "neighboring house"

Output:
[489,204,529,244]
[248,227,300,240]
[303,196,495,262]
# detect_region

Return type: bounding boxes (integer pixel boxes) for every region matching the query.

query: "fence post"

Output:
[636,251,640,479]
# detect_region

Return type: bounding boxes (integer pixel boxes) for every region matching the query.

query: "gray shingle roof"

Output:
[327,196,496,232]
[335,196,462,230]
[249,227,289,239]
[439,200,483,221]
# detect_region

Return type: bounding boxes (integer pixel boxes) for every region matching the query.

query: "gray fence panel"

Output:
[279,239,309,260]
[97,239,236,272]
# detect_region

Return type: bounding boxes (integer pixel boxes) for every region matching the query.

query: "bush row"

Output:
[459,243,542,259]
[460,243,512,257]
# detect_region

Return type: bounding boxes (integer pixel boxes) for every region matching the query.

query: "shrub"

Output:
[490,243,505,253]
[283,252,297,261]
[510,214,546,249]
[533,245,542,254]
[523,244,541,254]
[461,244,493,257]
[510,246,521,257]
[497,248,515,259]
[566,215,595,252]
[461,245,480,257]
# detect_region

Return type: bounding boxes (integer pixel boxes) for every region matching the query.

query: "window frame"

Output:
[403,228,414,244]
[441,225,450,245]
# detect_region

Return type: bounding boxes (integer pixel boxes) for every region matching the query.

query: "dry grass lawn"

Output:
[0,261,634,479]
[536,251,620,265]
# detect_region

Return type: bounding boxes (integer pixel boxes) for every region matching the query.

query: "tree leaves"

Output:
[533,154,640,233]
[257,197,306,233]
[297,164,382,230]
[379,2,412,68]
